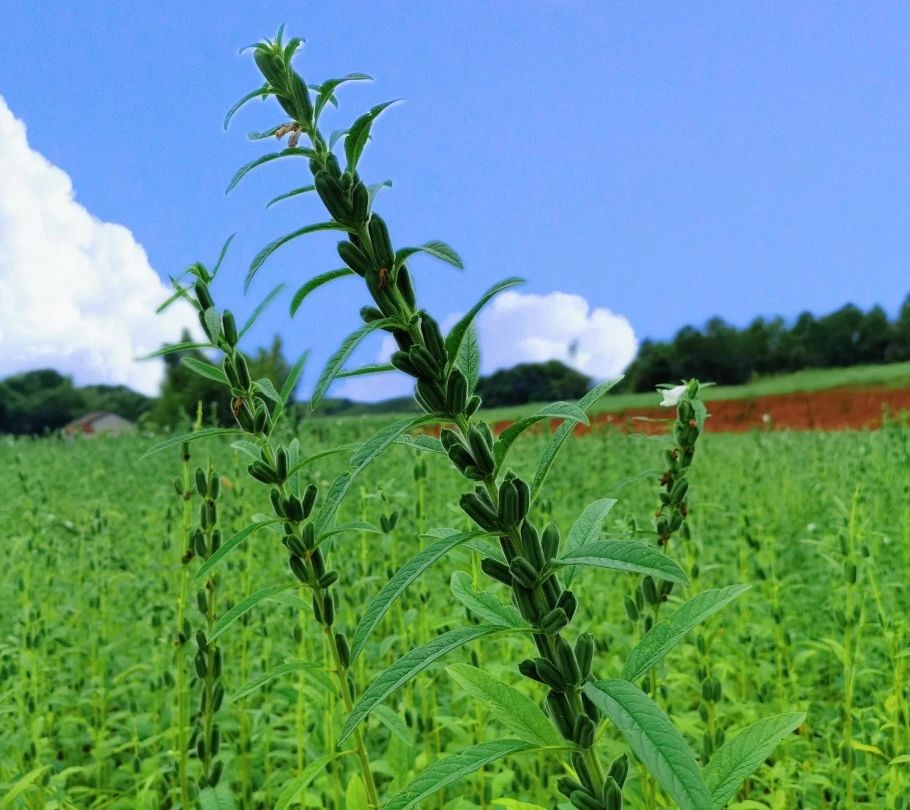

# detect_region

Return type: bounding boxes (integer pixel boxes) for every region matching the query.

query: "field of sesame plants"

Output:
[2,27,909,810]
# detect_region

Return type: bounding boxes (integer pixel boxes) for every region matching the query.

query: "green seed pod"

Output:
[521,521,546,568]
[569,790,602,810]
[283,495,304,522]
[209,760,223,787]
[194,650,207,678]
[212,683,224,713]
[289,555,308,583]
[311,548,326,578]
[409,345,443,382]
[335,633,351,668]
[285,533,307,557]
[415,380,447,414]
[554,635,582,685]
[557,777,583,798]
[573,714,595,748]
[338,240,373,277]
[196,736,206,761]
[311,594,322,623]
[318,570,339,588]
[389,350,418,378]
[301,522,316,549]
[234,354,251,389]
[603,776,622,810]
[248,462,278,485]
[322,593,335,625]
[541,607,570,634]
[254,46,286,90]
[844,561,857,584]
[194,467,207,496]
[514,478,530,523]
[557,590,578,621]
[607,754,628,788]
[351,181,369,222]
[360,305,384,324]
[194,530,207,558]
[197,590,208,614]
[498,479,520,527]
[445,369,468,415]
[419,313,447,365]
[396,267,417,308]
[221,310,238,347]
[575,632,594,679]
[315,170,353,223]
[210,724,221,756]
[480,557,512,585]
[546,689,575,739]
[270,488,284,517]
[571,751,597,794]
[466,426,495,476]
[465,394,481,416]
[669,477,689,503]
[195,629,207,651]
[642,576,658,605]
[459,492,501,532]
[210,529,222,553]
[194,281,214,311]
[513,586,540,623]
[368,214,394,270]
[518,658,543,683]
[624,596,639,622]
[581,692,600,723]
[509,556,539,589]
[301,484,318,518]
[275,447,289,481]
[542,524,561,560]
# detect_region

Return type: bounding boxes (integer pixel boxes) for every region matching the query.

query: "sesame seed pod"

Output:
[195,468,207,496]
[360,306,385,324]
[459,492,501,532]
[351,182,369,222]
[571,752,598,795]
[582,692,600,723]
[509,556,539,589]
[253,47,286,90]
[310,548,326,578]
[445,369,468,415]
[541,607,570,634]
[210,724,221,756]
[518,658,544,683]
[419,313,447,366]
[546,690,575,739]
[222,311,238,347]
[558,778,584,798]
[289,555,308,583]
[322,593,335,625]
[575,632,594,679]
[338,241,373,277]
[194,650,207,678]
[498,479,520,527]
[270,488,284,517]
[607,754,629,787]
[512,586,540,623]
[318,570,339,588]
[554,635,581,686]
[235,355,251,388]
[521,520,546,569]
[301,523,316,549]
[573,714,595,749]
[391,351,419,377]
[288,71,313,125]
[465,394,482,416]
[557,590,578,621]
[415,380,447,414]
[248,462,278,485]
[480,558,512,585]
[194,281,214,311]
[209,760,223,787]
[409,345,443,382]
[275,447,289,481]
[315,171,353,223]
[642,576,658,605]
[396,267,417,308]
[569,791,603,810]
[335,633,351,668]
[467,426,495,476]
[368,214,394,270]
[603,776,622,810]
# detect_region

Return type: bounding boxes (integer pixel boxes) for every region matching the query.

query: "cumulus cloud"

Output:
[336,290,637,402]
[0,96,195,396]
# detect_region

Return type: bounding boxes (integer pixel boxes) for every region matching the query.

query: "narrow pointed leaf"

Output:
[350,415,435,472]
[315,72,373,121]
[382,740,535,810]
[194,520,281,582]
[223,84,270,130]
[278,350,309,407]
[453,323,480,392]
[395,241,464,270]
[247,223,352,291]
[623,585,750,683]
[344,100,399,170]
[450,571,525,628]
[209,585,292,643]
[240,283,286,336]
[290,269,354,316]
[274,756,332,810]
[703,713,806,809]
[266,185,315,208]
[231,661,325,703]
[311,318,397,410]
[531,376,623,498]
[337,363,397,379]
[313,472,352,538]
[493,402,588,468]
[138,340,210,360]
[584,680,712,810]
[226,147,316,194]
[211,233,236,278]
[562,498,618,586]
[339,625,505,743]
[181,356,229,385]
[140,428,244,460]
[444,277,524,369]
[349,530,485,663]
[557,540,689,585]
[447,664,561,746]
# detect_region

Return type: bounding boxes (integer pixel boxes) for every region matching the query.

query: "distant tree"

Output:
[81,385,152,421]
[886,293,910,362]
[0,369,84,434]
[477,360,591,408]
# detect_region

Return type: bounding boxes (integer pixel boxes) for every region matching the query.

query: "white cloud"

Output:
[335,290,637,402]
[0,96,195,396]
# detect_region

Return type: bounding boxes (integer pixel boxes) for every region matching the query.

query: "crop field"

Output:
[2,415,908,809]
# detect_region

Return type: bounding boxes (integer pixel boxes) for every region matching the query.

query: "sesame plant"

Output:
[200,28,809,809]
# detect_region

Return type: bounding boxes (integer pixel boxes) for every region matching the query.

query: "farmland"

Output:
[1,407,908,808]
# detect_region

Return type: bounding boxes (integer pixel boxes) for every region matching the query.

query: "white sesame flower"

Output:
[658,384,687,408]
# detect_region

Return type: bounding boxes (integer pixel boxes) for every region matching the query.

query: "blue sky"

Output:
[2,3,909,398]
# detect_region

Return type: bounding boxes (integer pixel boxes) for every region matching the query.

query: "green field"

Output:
[2,416,908,808]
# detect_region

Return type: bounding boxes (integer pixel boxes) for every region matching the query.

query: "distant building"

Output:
[63,412,136,438]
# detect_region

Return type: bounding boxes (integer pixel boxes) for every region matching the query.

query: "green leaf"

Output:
[208,584,291,643]
[346,775,369,810]
[313,472,352,538]
[311,318,397,410]
[240,283,286,336]
[290,268,354,316]
[211,233,236,279]
[140,428,244,460]
[349,530,485,663]
[231,661,326,703]
[395,241,464,271]
[225,147,315,194]
[193,520,280,583]
[137,340,211,360]
[556,540,689,586]
[444,277,524,369]
[703,713,805,809]
[373,704,415,746]
[583,680,712,810]
[197,784,237,810]
[350,415,434,473]
[315,72,373,122]
[339,624,505,743]
[447,664,561,746]
[382,740,535,810]
[223,84,270,130]
[247,223,352,291]
[623,585,751,683]
[273,756,332,810]
[393,434,446,454]
[493,402,589,469]
[155,281,196,315]
[268,350,309,429]
[266,185,316,208]
[0,766,50,810]
[531,376,623,499]
[562,498,618,587]
[254,378,281,403]
[450,571,525,628]
[319,521,383,540]
[203,308,223,342]
[454,323,481,393]
[344,100,399,170]
[337,363,397,379]
[181,356,229,386]
[230,439,262,461]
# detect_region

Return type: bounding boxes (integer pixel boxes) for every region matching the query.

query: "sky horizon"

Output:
[2,3,909,399]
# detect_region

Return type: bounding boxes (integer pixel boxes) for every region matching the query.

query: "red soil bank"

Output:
[492,386,910,437]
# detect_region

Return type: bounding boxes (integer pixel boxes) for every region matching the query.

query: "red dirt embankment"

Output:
[500,386,910,436]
